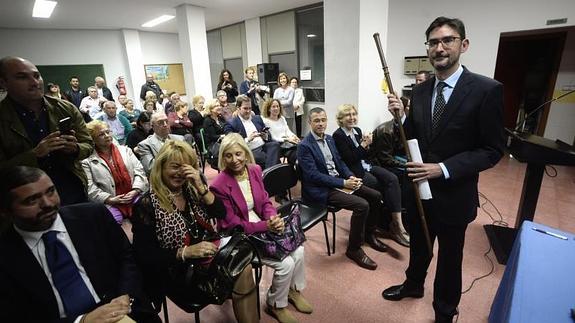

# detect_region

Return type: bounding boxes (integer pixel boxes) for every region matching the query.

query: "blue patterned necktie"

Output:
[42,231,96,317]
[432,81,447,133]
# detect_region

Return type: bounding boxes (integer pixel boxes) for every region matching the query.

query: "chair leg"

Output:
[331,211,337,254]
[255,264,262,319]
[162,297,170,323]
[322,220,331,256]
[194,310,200,323]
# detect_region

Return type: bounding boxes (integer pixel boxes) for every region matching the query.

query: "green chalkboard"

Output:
[37,64,106,93]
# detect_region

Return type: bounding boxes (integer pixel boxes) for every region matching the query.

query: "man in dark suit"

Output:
[382,17,505,323]
[297,107,389,270]
[94,76,114,101]
[0,166,159,322]
[224,94,280,169]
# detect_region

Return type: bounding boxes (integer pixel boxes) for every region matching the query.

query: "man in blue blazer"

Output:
[297,107,389,270]
[0,166,159,322]
[224,94,280,169]
[382,17,505,323]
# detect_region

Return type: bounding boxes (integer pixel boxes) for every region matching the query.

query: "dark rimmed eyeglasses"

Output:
[424,36,461,49]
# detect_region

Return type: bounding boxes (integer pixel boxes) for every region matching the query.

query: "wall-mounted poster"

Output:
[144,63,186,95]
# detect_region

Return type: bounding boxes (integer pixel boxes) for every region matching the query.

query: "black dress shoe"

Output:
[345,248,377,270]
[378,229,410,248]
[366,234,388,252]
[382,283,424,301]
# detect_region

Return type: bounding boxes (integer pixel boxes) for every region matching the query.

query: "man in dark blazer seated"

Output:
[0,166,159,323]
[224,94,280,169]
[297,107,389,271]
[382,17,505,323]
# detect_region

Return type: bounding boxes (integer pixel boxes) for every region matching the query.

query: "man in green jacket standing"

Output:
[0,56,93,205]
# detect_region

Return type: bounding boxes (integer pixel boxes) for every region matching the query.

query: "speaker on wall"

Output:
[257,63,279,84]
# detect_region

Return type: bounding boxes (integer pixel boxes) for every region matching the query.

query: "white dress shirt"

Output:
[14,215,100,319]
[240,117,265,150]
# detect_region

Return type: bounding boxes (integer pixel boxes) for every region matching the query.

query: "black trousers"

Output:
[362,166,402,230]
[295,115,303,138]
[252,141,280,170]
[327,184,382,250]
[404,198,468,320]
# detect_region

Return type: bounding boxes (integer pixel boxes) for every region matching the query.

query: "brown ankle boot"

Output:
[288,288,313,314]
[266,305,298,323]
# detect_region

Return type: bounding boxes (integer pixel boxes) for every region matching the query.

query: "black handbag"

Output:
[185,232,260,305]
[249,203,306,261]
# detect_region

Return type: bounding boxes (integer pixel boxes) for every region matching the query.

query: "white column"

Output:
[121,29,145,103]
[176,4,212,99]
[244,17,263,67]
[324,0,360,132]
[357,0,391,131]
[324,0,391,133]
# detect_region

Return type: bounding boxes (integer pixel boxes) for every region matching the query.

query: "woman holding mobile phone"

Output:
[131,140,258,322]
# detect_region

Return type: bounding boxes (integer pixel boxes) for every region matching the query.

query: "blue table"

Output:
[489,221,575,323]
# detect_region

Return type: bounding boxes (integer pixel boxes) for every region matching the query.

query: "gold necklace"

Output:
[168,189,183,199]
[234,168,248,181]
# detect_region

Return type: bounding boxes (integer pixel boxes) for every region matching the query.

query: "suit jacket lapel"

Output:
[430,69,473,142]
[419,80,434,142]
[0,227,60,315]
[308,136,327,171]
[60,209,105,297]
[225,173,249,220]
[151,135,162,157]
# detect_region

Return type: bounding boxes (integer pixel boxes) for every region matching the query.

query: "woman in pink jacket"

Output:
[211,133,313,323]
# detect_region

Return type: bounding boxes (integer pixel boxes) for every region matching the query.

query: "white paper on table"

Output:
[407,139,433,200]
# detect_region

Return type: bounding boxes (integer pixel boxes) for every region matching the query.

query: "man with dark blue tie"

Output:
[0,166,159,322]
[382,17,504,323]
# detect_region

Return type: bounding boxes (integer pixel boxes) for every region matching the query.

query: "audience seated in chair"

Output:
[126,111,153,157]
[131,140,258,323]
[202,99,226,168]
[332,104,409,247]
[211,133,313,323]
[82,120,148,224]
[224,94,280,170]
[261,98,300,165]
[297,107,388,271]
[0,166,160,322]
[97,101,133,145]
[137,111,189,175]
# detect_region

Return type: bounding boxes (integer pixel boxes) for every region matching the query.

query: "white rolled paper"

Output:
[407,139,433,200]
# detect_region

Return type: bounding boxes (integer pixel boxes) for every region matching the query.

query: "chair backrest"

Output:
[262,163,298,198]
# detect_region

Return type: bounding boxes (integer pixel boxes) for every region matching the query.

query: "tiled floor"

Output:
[145,155,575,322]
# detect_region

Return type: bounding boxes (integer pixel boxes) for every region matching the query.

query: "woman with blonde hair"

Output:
[211,133,312,323]
[192,95,205,114]
[333,104,409,247]
[82,120,148,223]
[131,140,258,322]
[189,95,205,139]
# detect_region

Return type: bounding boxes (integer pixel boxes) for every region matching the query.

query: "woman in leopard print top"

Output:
[131,140,258,322]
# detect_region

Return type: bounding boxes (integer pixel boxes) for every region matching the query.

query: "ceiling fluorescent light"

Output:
[33,0,57,18]
[142,15,175,28]
[306,34,317,38]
